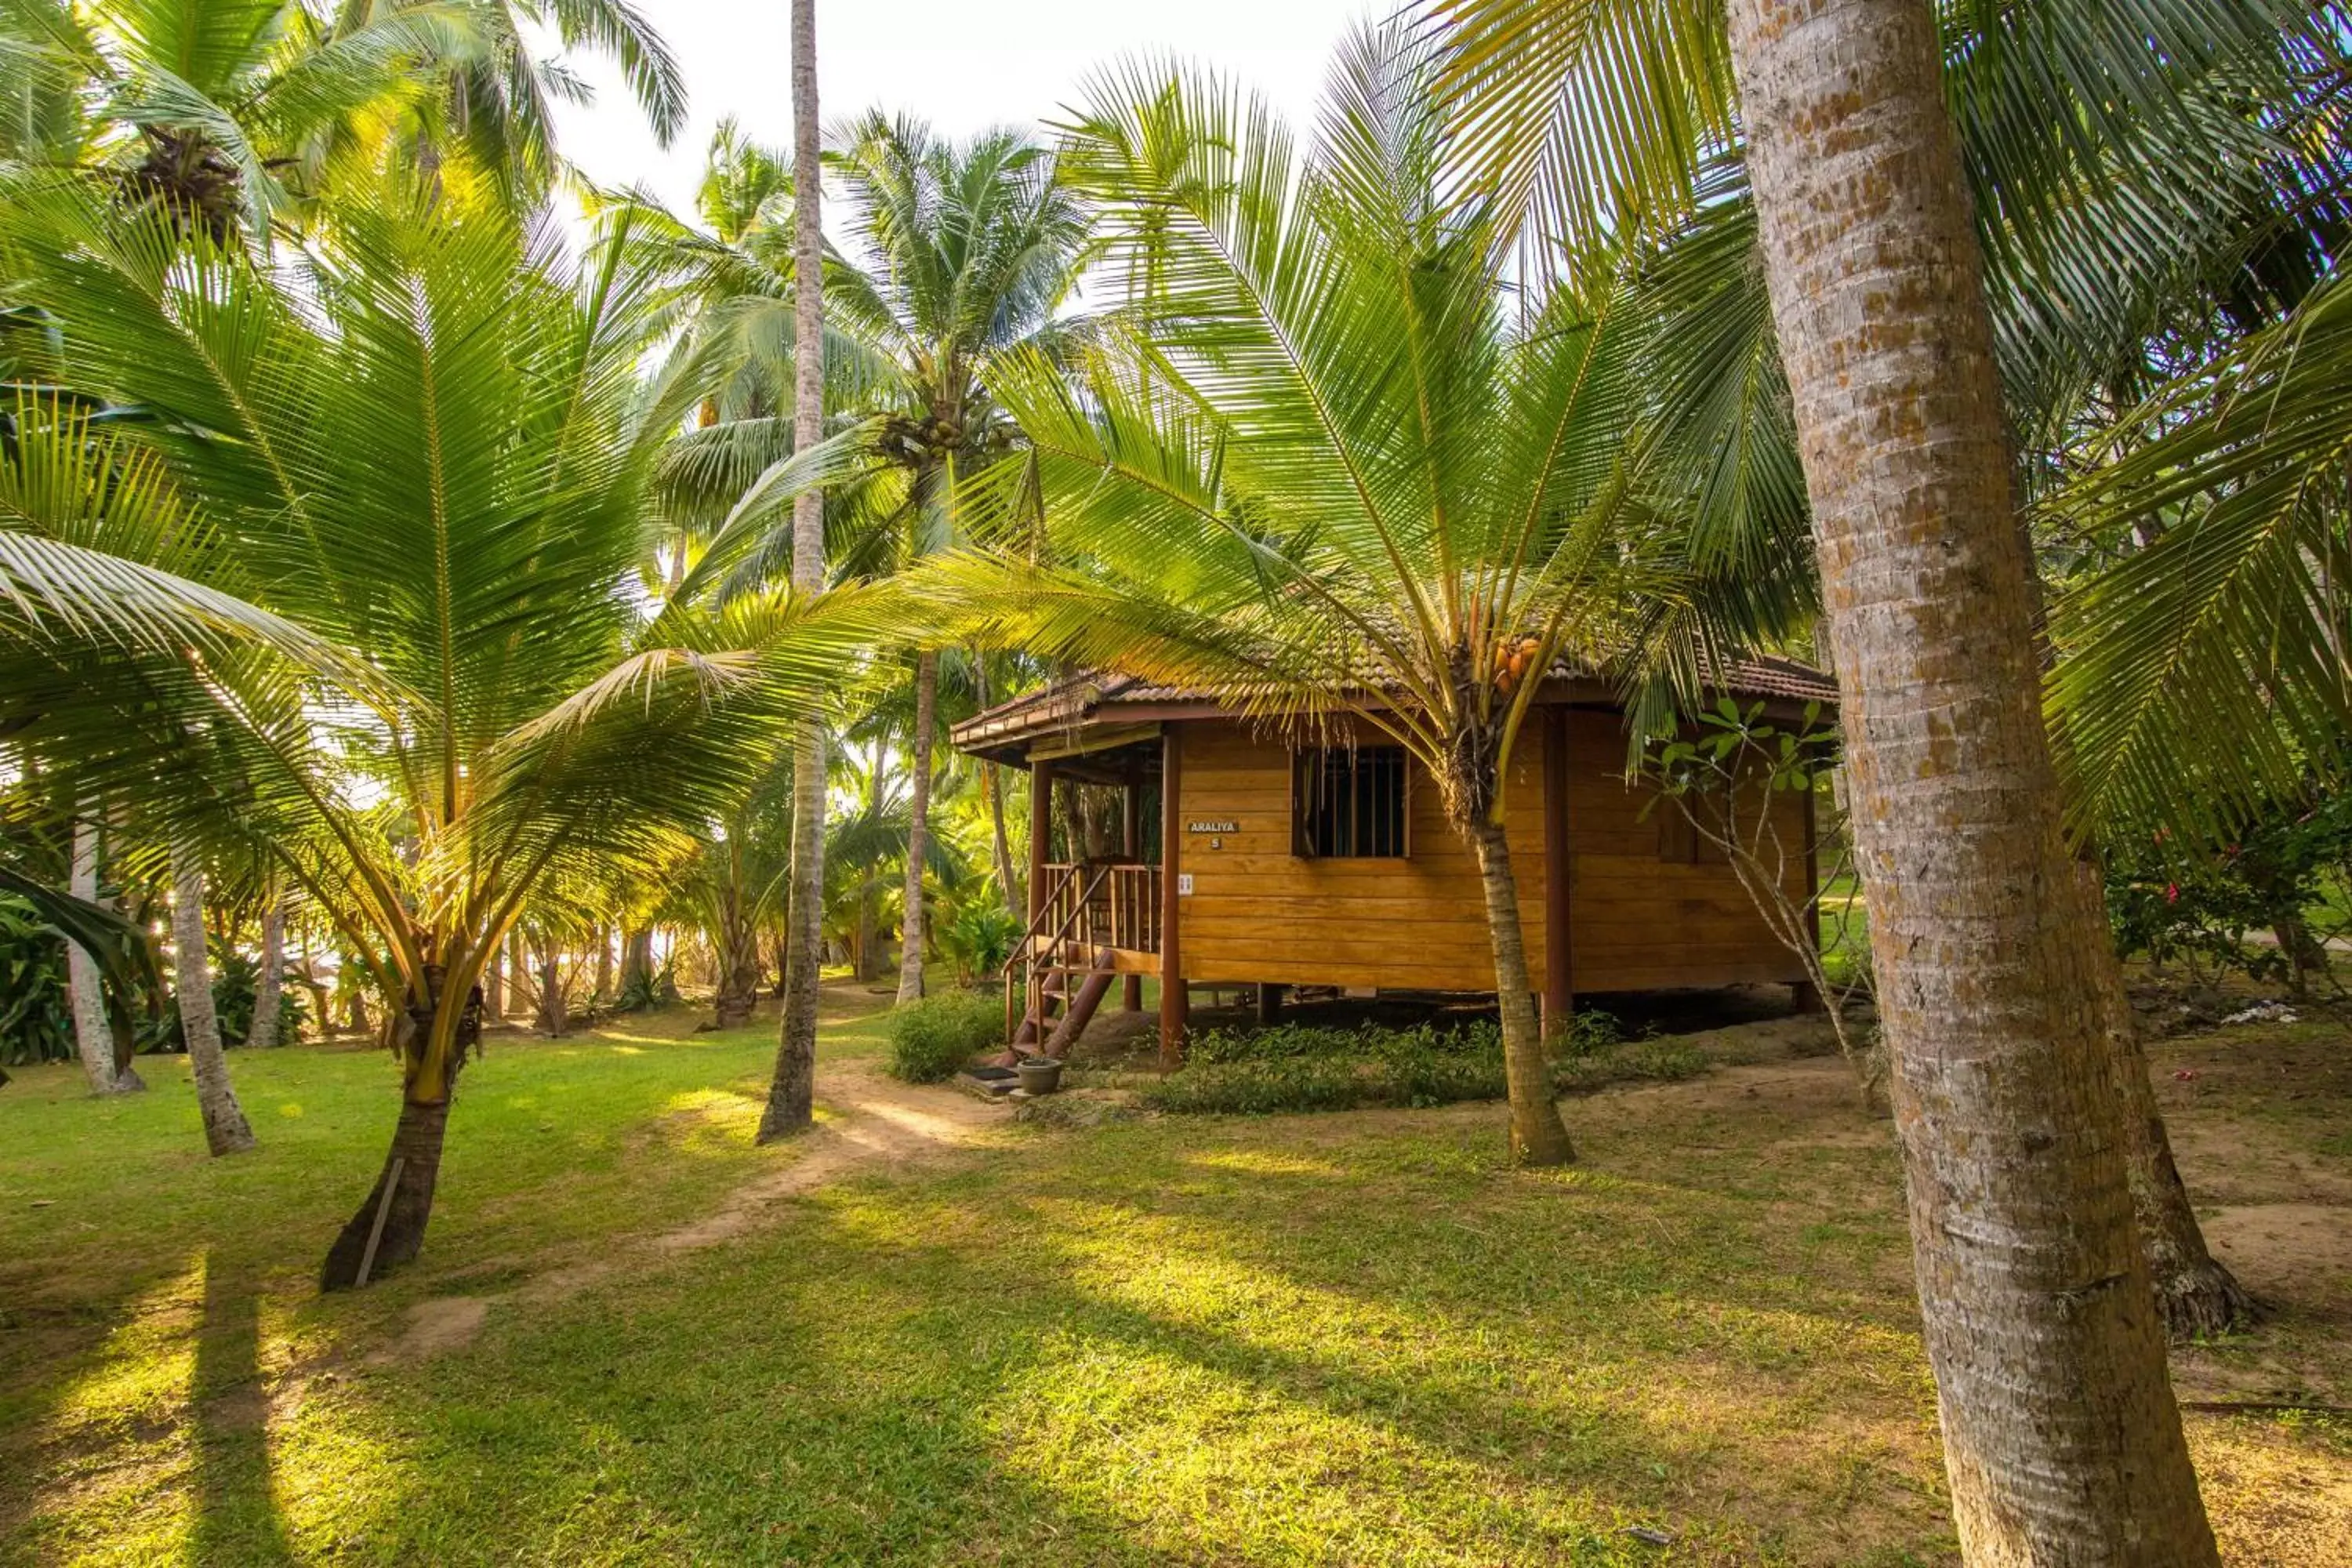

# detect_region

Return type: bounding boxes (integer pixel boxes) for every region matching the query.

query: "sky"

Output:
[542,0,1375,221]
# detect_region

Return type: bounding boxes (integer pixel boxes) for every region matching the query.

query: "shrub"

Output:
[1145,1018,1508,1114]
[938,896,1022,983]
[884,989,1003,1083]
[2103,789,2352,991]
[139,946,310,1053]
[1186,1018,1500,1066]
[0,894,73,1067]
[1553,1007,1622,1058]
[1144,1013,1712,1116]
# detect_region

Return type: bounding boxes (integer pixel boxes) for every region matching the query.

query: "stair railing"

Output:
[1003,862,1112,1047]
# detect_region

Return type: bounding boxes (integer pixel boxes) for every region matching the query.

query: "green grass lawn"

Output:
[2,990,2346,1566]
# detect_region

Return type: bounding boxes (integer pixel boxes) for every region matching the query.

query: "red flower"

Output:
[2165,882,2180,903]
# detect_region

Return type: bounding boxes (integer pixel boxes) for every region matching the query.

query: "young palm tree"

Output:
[0,180,864,1283]
[917,34,1727,1166]
[690,114,1088,1004]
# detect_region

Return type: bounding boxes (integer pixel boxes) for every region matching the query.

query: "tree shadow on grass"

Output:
[188,1246,297,1566]
[0,1254,208,1555]
[318,1188,1882,1566]
[223,1069,1948,1565]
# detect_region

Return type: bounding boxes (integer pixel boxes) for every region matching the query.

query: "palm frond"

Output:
[2047,266,2352,837]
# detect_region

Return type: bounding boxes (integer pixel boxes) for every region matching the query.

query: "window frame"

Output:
[1290,744,1412,860]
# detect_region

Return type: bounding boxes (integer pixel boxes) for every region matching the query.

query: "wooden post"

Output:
[1121,755,1145,1012]
[1540,706,1573,1040]
[1792,774,1825,1013]
[353,1155,405,1288]
[1028,759,1054,927]
[1027,758,1054,1036]
[1158,727,1187,1069]
[1255,983,1283,1024]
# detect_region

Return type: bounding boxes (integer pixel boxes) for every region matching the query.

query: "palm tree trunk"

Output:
[855,878,877,982]
[170,846,254,1156]
[1466,815,1573,1166]
[482,942,503,1021]
[989,764,1021,920]
[897,648,937,1003]
[248,890,287,1049]
[319,965,479,1290]
[593,924,613,1004]
[2071,862,2253,1338]
[299,960,331,1039]
[760,0,827,1143]
[1726,0,2218,1555]
[67,814,140,1094]
[713,850,760,1027]
[975,654,1023,920]
[621,926,653,999]
[2270,911,2326,998]
[534,941,568,1036]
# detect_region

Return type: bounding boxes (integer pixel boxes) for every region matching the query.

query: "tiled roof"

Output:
[951,656,1838,753]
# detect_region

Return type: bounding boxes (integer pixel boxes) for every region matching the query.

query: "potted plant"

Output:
[1016,1055,1064,1095]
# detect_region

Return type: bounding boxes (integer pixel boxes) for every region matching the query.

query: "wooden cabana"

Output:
[949,659,1838,1065]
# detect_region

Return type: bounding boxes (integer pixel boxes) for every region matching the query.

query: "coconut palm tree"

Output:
[1726,5,2218,1548]
[1428,0,2330,1553]
[760,0,826,1145]
[383,0,686,211]
[913,33,1747,1167]
[0,0,689,238]
[687,114,1088,1006]
[0,177,867,1283]
[1434,0,2352,1341]
[0,0,480,240]
[169,843,255,1153]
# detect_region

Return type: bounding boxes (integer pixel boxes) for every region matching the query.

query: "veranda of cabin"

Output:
[996,703,1821,1064]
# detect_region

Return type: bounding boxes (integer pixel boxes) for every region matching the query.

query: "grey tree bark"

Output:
[1725,0,2219,1557]
[1467,815,1572,1166]
[896,648,937,1004]
[171,846,254,1156]
[67,814,140,1094]
[760,0,827,1142]
[248,890,287,1049]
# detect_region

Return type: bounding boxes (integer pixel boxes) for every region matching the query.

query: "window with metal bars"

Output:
[1291,746,1410,858]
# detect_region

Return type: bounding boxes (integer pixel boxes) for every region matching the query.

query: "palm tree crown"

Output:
[917,28,1744,1162]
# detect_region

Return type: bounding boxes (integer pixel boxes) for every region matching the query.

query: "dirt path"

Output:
[373,1060,1007,1364]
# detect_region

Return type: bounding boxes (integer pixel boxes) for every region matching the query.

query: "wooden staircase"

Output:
[1001,862,1132,1062]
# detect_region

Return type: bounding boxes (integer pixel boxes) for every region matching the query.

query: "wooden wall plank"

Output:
[1167,711,1809,993]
